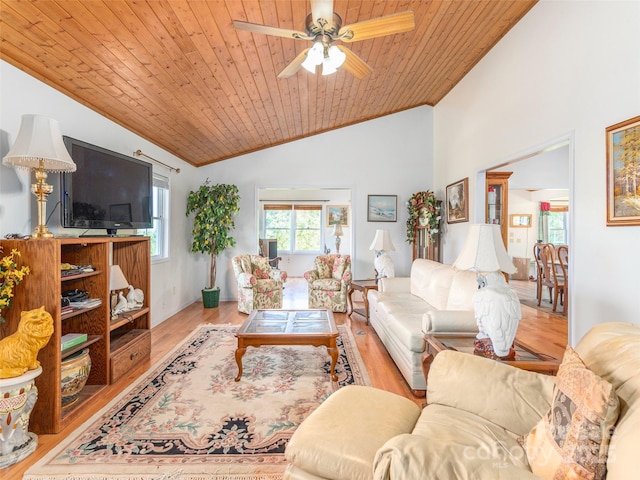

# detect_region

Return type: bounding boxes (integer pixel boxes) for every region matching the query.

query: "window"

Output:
[540,203,569,245]
[137,174,169,261]
[263,203,322,253]
[547,211,568,245]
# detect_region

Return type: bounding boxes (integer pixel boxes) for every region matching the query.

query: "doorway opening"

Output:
[478,134,573,327]
[256,187,353,277]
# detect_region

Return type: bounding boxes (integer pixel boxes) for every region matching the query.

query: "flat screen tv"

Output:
[61,136,153,236]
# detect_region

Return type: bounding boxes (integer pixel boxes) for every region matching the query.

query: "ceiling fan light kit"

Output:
[233,0,415,79]
[302,42,346,75]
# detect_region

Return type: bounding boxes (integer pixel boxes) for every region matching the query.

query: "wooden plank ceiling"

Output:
[0,0,537,167]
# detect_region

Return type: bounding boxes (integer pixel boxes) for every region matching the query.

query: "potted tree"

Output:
[186,180,240,308]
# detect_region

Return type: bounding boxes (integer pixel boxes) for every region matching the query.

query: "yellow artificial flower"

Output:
[0,248,30,323]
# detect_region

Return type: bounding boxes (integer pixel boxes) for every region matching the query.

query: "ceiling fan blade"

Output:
[233,20,308,40]
[339,11,415,43]
[311,0,335,26]
[278,48,311,79]
[337,45,372,79]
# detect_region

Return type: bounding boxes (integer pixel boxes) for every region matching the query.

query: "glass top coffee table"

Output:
[422,334,560,381]
[234,309,339,382]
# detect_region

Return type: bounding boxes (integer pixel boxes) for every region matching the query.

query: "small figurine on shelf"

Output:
[126,285,144,310]
[114,292,128,316]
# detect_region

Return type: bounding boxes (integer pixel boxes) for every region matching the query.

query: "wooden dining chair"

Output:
[533,242,546,303]
[556,245,568,315]
[538,243,558,308]
[542,243,565,313]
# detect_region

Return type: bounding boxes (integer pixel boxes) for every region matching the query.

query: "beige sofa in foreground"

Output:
[367,259,478,393]
[285,322,640,480]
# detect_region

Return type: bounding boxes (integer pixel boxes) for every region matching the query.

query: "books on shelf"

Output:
[61,333,88,351]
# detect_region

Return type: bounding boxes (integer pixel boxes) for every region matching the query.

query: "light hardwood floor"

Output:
[5,278,567,480]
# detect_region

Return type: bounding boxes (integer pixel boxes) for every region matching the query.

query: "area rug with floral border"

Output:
[25,323,370,480]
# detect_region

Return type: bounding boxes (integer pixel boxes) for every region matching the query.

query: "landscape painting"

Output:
[606,115,640,226]
[326,205,349,227]
[368,195,397,222]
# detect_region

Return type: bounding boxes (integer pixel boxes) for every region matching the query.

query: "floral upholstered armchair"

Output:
[232,254,288,314]
[304,254,352,312]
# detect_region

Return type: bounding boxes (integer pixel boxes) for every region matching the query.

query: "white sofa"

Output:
[367,259,478,393]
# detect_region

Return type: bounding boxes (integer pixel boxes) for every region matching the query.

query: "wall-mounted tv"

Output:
[61,136,153,236]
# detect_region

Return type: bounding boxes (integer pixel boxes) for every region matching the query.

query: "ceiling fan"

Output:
[233,0,415,79]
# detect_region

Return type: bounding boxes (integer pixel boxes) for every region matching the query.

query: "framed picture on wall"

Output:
[446,178,469,223]
[326,205,349,227]
[510,214,532,228]
[367,195,397,222]
[606,115,640,226]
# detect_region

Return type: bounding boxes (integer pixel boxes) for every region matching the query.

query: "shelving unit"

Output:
[0,236,150,434]
[485,171,513,248]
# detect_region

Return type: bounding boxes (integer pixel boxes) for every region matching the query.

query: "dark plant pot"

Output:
[202,288,220,308]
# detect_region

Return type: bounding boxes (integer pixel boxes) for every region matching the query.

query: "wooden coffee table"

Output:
[235,309,339,382]
[422,334,559,382]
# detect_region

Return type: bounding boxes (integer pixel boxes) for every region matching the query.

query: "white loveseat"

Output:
[367,259,478,393]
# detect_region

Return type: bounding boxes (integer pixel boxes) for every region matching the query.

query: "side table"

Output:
[422,334,559,385]
[347,279,378,324]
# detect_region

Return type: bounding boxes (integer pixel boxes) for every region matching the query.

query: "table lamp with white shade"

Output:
[110,265,129,320]
[369,229,396,279]
[332,223,343,254]
[453,224,521,359]
[2,115,76,238]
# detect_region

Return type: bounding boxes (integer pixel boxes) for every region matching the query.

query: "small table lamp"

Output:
[110,265,129,320]
[369,229,396,279]
[2,115,76,238]
[332,223,343,254]
[453,224,521,359]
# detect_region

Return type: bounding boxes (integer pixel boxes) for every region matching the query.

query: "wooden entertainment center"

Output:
[0,236,151,434]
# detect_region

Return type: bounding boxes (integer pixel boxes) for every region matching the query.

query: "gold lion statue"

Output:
[0,306,54,379]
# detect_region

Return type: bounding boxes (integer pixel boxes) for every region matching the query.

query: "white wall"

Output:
[434,0,640,344]
[0,61,202,327]
[196,106,434,299]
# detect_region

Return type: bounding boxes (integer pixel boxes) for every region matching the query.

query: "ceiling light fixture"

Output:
[322,45,346,75]
[301,42,324,73]
[301,38,346,76]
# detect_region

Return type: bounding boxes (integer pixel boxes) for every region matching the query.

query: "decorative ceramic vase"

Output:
[61,348,91,408]
[0,366,41,468]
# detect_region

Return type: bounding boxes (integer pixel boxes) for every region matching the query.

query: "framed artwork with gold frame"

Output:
[606,115,640,226]
[510,214,532,228]
[326,205,349,227]
[446,178,469,224]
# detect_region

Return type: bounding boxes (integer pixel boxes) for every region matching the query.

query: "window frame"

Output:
[545,205,569,246]
[137,173,170,262]
[262,203,324,254]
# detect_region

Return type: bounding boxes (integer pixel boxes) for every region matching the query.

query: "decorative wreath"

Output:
[406,191,442,243]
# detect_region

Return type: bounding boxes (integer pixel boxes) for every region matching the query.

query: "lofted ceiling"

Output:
[0,0,537,167]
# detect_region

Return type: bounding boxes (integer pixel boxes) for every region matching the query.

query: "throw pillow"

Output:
[332,256,347,281]
[251,256,271,279]
[522,346,619,480]
[314,256,332,279]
